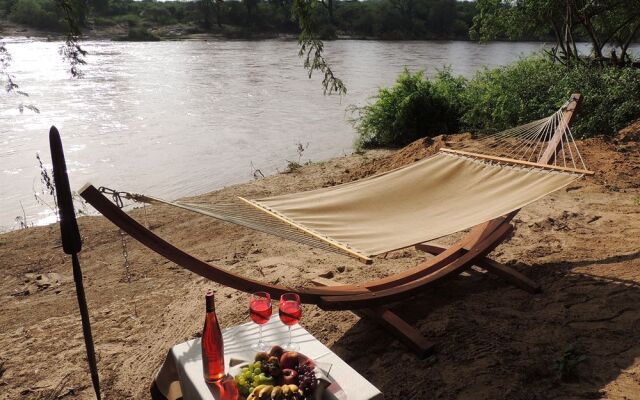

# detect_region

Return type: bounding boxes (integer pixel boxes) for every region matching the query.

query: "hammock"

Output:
[124,100,592,263]
[71,93,591,355]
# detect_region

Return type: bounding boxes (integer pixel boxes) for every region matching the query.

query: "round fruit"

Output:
[279,352,300,370]
[269,345,284,359]
[281,368,298,385]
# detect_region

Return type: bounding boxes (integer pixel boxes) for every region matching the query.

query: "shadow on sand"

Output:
[330,251,640,399]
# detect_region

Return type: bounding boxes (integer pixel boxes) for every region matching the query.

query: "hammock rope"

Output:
[123,192,368,261]
[468,102,588,171]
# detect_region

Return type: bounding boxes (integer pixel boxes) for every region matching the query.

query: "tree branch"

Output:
[292,0,346,95]
[621,21,640,64]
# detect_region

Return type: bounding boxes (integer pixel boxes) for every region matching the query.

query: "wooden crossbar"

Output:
[439,148,595,175]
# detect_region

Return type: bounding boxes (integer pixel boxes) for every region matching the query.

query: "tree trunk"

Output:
[620,21,640,66]
[569,0,603,60]
[216,0,222,28]
[550,18,568,60]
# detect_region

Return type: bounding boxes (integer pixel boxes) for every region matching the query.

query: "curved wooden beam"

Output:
[361,216,513,291]
[79,184,511,306]
[318,222,514,310]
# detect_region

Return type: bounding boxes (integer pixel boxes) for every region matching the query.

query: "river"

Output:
[1,39,549,230]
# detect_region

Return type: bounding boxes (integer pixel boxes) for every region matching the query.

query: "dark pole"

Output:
[49,126,101,400]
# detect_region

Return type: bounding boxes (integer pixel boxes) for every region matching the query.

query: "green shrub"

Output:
[353,56,640,148]
[112,13,142,27]
[93,16,116,26]
[115,27,160,41]
[462,56,640,137]
[353,68,463,149]
[10,0,63,30]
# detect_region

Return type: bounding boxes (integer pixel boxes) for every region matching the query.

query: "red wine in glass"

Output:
[250,292,272,351]
[250,300,272,325]
[279,301,302,325]
[279,293,301,351]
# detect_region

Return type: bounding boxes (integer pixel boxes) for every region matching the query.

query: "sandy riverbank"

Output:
[1,126,639,399]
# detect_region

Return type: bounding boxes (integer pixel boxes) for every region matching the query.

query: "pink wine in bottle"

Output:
[202,290,225,382]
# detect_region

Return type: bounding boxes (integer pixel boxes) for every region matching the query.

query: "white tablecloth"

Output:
[152,315,383,400]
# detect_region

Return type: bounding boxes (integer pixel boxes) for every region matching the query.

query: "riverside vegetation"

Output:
[352,57,640,149]
[1,0,478,40]
[352,0,640,149]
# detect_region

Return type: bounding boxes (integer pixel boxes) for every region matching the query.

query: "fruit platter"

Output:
[232,345,324,400]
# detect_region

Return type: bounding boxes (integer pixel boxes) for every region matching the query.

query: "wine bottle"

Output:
[202,290,225,382]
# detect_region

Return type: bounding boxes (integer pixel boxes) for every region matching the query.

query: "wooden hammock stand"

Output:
[73,94,582,357]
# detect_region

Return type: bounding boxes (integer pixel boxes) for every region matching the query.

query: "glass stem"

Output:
[288,326,292,346]
[259,324,263,344]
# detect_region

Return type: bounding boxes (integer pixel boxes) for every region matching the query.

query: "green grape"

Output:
[253,361,262,370]
[238,383,249,396]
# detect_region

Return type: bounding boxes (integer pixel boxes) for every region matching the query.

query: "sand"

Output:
[1,124,639,400]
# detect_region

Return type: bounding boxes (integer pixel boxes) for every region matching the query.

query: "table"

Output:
[152,315,383,400]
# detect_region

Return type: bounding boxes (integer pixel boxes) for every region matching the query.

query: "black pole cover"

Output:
[49,126,82,254]
[49,126,101,399]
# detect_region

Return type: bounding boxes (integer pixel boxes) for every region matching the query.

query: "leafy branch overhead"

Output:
[471,0,640,66]
[54,0,88,77]
[1,0,86,114]
[1,43,40,113]
[292,0,346,95]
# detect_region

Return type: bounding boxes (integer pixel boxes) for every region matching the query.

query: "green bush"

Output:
[353,68,464,149]
[462,56,640,136]
[10,0,63,30]
[93,16,116,26]
[112,13,142,27]
[353,56,640,148]
[114,26,160,41]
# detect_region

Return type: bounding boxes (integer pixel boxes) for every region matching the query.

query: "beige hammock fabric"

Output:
[245,151,581,258]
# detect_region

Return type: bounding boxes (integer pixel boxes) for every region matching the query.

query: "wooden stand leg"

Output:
[478,258,541,294]
[415,243,541,294]
[313,277,435,357]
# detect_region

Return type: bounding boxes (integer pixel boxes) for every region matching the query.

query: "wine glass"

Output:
[279,293,301,351]
[249,292,272,351]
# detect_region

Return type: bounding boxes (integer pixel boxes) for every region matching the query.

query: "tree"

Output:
[320,0,333,22]
[471,0,640,66]
[243,0,258,24]
[389,0,416,33]
[429,0,457,37]
[200,0,214,29]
